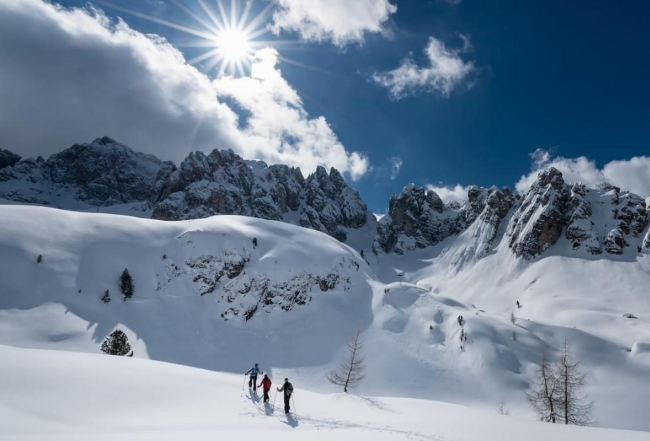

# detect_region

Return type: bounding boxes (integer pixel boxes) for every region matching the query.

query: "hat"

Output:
[284,378,288,381]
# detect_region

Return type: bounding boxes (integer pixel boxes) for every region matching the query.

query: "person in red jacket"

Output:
[258,374,272,403]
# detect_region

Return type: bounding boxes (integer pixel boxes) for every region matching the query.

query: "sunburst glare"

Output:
[99,0,285,77]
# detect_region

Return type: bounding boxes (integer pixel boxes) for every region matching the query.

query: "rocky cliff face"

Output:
[505,168,647,259]
[375,184,516,254]
[0,137,166,207]
[0,149,21,171]
[2,139,648,258]
[150,149,370,242]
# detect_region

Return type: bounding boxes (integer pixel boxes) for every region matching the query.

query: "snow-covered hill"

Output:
[3,344,648,441]
[1,204,650,434]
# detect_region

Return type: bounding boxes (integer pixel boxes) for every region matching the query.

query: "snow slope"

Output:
[1,205,650,433]
[2,345,648,441]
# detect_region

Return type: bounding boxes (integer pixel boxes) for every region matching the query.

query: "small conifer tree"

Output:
[37,254,42,263]
[120,268,134,300]
[101,290,111,303]
[100,329,133,356]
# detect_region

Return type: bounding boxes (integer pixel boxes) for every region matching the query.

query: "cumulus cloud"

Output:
[271,0,397,46]
[0,0,367,179]
[213,48,368,179]
[373,36,475,99]
[516,148,650,197]
[426,184,470,203]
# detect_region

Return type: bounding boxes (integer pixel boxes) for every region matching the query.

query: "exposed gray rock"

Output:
[564,183,601,254]
[507,168,570,259]
[0,137,165,207]
[151,149,369,242]
[375,185,462,254]
[0,149,20,171]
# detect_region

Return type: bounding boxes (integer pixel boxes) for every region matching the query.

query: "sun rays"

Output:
[99,0,285,77]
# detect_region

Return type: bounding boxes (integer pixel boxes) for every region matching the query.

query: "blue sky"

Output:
[1,0,649,212]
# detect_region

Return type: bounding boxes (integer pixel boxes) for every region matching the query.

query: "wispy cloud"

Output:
[271,0,397,46]
[373,36,475,99]
[389,156,403,180]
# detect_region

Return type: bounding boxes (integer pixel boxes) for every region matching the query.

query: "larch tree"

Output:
[556,340,594,426]
[327,328,366,393]
[526,352,559,423]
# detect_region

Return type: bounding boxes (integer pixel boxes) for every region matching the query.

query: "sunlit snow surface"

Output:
[1,205,649,437]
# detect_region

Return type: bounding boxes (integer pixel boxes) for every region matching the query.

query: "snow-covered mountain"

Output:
[1,204,650,434]
[0,138,373,242]
[2,139,650,435]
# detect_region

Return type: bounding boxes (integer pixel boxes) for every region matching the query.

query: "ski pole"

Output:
[273,391,277,408]
[242,375,246,391]
[291,394,297,413]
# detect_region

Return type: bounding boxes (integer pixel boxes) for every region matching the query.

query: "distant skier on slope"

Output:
[258,374,272,403]
[245,363,261,391]
[277,378,294,414]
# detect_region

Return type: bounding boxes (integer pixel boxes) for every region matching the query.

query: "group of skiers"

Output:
[245,363,294,414]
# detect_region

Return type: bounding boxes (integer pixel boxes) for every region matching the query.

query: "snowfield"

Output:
[2,344,648,441]
[1,204,650,438]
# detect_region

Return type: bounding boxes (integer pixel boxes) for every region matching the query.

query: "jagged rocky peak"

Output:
[375,184,456,254]
[151,149,370,243]
[0,137,166,206]
[507,167,648,259]
[507,167,570,259]
[0,149,20,170]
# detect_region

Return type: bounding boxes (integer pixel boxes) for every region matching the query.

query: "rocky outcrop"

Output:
[564,183,601,254]
[0,137,166,206]
[0,149,20,171]
[151,149,370,242]
[375,185,461,254]
[506,169,647,259]
[375,184,516,255]
[507,168,570,259]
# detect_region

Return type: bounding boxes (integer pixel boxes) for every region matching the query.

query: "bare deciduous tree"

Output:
[556,341,594,426]
[526,352,559,423]
[327,328,365,393]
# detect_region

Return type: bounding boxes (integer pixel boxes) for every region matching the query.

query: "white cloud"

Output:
[0,0,367,179]
[271,0,397,46]
[389,156,403,180]
[213,48,368,179]
[373,36,475,99]
[516,148,650,198]
[426,184,469,203]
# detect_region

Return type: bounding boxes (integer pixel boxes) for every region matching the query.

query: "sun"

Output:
[215,28,252,63]
[101,0,292,77]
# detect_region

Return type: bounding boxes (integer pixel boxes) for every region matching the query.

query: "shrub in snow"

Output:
[497,399,510,416]
[511,312,516,324]
[36,254,42,263]
[162,254,167,260]
[252,237,257,248]
[100,330,133,356]
[120,268,134,300]
[101,290,110,303]
[622,313,638,319]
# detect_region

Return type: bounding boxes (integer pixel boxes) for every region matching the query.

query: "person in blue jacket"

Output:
[245,363,262,391]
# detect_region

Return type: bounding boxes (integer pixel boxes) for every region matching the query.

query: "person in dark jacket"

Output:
[258,374,272,403]
[245,363,261,391]
[277,378,294,414]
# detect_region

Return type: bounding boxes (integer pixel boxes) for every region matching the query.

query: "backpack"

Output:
[285,382,293,396]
